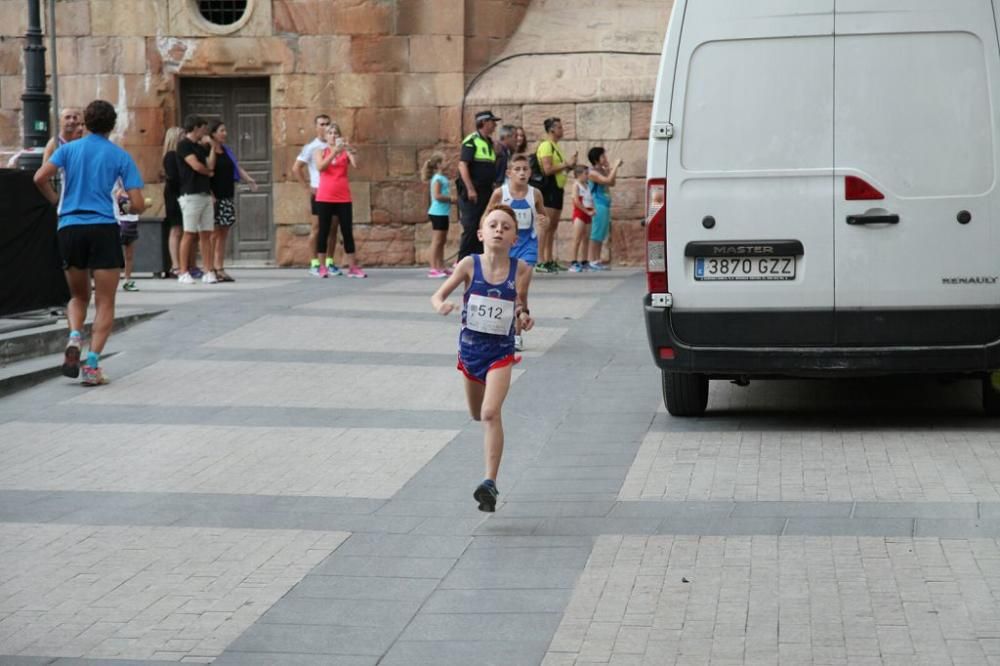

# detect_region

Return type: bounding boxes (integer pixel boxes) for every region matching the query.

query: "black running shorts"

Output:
[429,214,450,231]
[58,223,125,270]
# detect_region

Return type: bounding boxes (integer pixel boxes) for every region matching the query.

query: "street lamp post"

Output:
[20,0,51,172]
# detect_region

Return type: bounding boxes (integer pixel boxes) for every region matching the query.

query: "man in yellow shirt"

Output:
[535,117,577,273]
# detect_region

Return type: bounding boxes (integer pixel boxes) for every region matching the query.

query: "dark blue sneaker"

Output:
[473,481,499,513]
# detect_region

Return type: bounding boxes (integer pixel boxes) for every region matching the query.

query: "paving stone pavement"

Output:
[1,268,999,665]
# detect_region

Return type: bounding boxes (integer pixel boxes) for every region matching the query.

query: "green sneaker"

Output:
[534,262,552,274]
[552,261,568,272]
[122,280,138,292]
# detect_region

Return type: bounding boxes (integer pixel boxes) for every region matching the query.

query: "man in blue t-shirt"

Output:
[34,99,146,386]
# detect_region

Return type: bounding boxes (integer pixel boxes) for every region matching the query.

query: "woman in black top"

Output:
[161,127,184,277]
[208,121,257,282]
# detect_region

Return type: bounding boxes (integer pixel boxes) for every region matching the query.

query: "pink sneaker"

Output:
[318,265,329,278]
[444,266,454,275]
[427,269,447,279]
[347,266,367,278]
[81,365,108,386]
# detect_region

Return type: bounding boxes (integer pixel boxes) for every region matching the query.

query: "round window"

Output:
[197,0,248,26]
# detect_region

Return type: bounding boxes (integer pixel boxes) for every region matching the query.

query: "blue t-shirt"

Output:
[49,134,144,229]
[428,173,451,217]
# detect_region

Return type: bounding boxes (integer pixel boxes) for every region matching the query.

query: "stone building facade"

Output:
[0,0,671,266]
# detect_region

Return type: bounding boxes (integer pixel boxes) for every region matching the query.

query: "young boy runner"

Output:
[33,99,146,385]
[486,154,545,351]
[431,204,535,512]
[569,165,595,272]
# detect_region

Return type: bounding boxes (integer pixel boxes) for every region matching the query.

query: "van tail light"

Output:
[845,175,884,200]
[645,178,667,294]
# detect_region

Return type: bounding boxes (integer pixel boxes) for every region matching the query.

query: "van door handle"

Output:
[846,213,899,225]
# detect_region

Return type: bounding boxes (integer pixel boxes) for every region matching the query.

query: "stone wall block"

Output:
[0,2,27,35]
[409,35,463,73]
[355,107,439,144]
[576,102,631,141]
[351,144,388,181]
[630,101,652,140]
[522,104,577,141]
[48,0,91,36]
[60,37,146,75]
[609,219,645,265]
[371,181,402,222]
[439,107,461,144]
[397,0,464,35]
[275,225,314,266]
[272,181,311,226]
[0,109,19,146]
[273,145,306,184]
[127,145,165,184]
[273,0,326,35]
[173,37,296,75]
[354,224,415,265]
[296,36,352,74]
[90,0,161,36]
[397,74,454,108]
[598,76,657,101]
[333,73,397,108]
[350,181,371,224]
[0,39,20,76]
[400,179,431,223]
[388,145,416,177]
[271,74,323,109]
[349,35,409,73]
[0,75,22,111]
[118,107,167,147]
[332,1,395,35]
[467,0,513,40]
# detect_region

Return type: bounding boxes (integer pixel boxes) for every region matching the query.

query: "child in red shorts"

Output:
[569,165,595,272]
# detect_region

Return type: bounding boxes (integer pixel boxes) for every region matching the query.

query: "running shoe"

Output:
[216,270,235,282]
[473,481,499,513]
[81,365,108,386]
[444,266,454,275]
[514,334,524,351]
[202,271,219,284]
[589,261,609,271]
[318,265,329,278]
[177,272,196,285]
[308,266,322,277]
[427,269,447,279]
[347,266,368,278]
[189,267,204,279]
[61,337,81,378]
[534,262,554,274]
[122,280,138,291]
[326,264,342,276]
[568,262,582,273]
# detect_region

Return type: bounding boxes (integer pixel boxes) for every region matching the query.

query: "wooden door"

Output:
[179,77,273,262]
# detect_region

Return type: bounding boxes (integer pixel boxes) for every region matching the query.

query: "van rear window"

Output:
[681,37,833,172]
[836,31,992,197]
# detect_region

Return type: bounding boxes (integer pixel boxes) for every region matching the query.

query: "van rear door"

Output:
[833,0,1000,345]
[666,0,836,346]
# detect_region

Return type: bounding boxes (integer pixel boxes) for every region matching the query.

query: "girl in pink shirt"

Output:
[313,124,366,278]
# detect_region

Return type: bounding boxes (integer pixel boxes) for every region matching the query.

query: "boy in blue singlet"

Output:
[486,154,545,351]
[431,204,535,512]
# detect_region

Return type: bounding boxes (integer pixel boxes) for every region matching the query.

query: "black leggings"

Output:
[316,201,355,255]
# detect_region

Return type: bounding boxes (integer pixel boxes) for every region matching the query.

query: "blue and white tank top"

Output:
[460,255,519,347]
[500,184,538,238]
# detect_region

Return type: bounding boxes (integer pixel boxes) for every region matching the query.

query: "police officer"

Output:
[457,110,500,259]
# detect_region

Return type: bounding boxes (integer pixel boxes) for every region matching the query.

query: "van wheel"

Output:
[662,371,709,417]
[982,375,1000,416]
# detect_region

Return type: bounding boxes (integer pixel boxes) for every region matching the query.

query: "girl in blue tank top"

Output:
[431,204,535,513]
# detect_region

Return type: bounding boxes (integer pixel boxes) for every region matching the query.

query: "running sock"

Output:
[482,479,496,489]
[325,258,335,267]
[86,351,100,369]
[310,258,320,268]
[69,330,81,341]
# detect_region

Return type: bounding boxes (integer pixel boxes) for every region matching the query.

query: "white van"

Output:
[644,0,1000,416]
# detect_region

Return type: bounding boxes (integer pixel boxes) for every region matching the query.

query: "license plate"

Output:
[694,256,796,281]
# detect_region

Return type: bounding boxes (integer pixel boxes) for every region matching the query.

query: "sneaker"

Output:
[81,365,108,386]
[552,261,568,272]
[61,337,81,378]
[308,266,322,277]
[589,261,609,271]
[443,266,454,275]
[202,271,219,284]
[514,334,524,351]
[318,265,329,278]
[534,262,554,274]
[326,263,342,276]
[427,269,447,278]
[189,267,204,279]
[581,261,591,271]
[347,266,368,278]
[473,481,499,513]
[122,280,139,291]
[568,262,582,273]
[177,272,196,285]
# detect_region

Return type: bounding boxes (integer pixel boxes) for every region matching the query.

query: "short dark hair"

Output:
[183,114,208,133]
[314,114,331,125]
[83,100,116,135]
[543,117,561,133]
[588,146,605,166]
[509,153,529,164]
